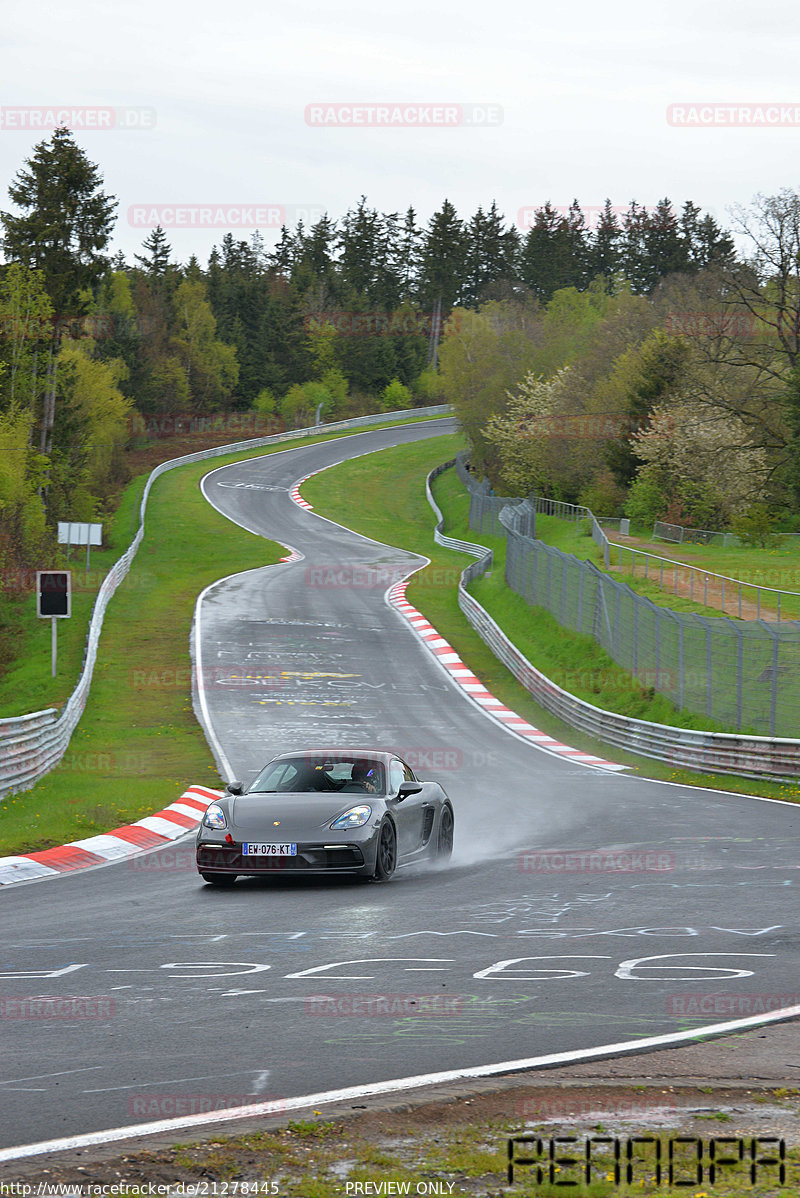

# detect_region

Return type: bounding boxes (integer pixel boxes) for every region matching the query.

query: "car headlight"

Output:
[330,804,372,830]
[203,802,227,829]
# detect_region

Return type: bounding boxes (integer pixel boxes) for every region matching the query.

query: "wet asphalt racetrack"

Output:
[2,417,798,1150]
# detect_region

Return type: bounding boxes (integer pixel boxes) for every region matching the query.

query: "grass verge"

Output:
[0,458,281,855]
[0,413,449,719]
[538,513,800,621]
[8,1082,800,1194]
[0,417,452,856]
[303,441,800,803]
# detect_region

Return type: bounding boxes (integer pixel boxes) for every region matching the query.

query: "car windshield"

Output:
[248,756,386,795]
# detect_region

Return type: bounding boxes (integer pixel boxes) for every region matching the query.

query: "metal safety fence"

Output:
[654,518,800,547]
[454,452,800,741]
[0,405,453,798]
[430,456,800,778]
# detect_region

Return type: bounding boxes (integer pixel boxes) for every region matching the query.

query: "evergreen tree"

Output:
[134,225,172,276]
[1,127,117,314]
[589,199,622,283]
[418,199,467,311]
[463,201,519,307]
[619,201,652,293]
[680,202,736,270]
[604,330,690,487]
[642,198,690,287]
[336,197,398,305]
[394,207,421,304]
[0,127,118,454]
[418,199,468,367]
[304,214,337,284]
[518,201,589,302]
[269,226,295,278]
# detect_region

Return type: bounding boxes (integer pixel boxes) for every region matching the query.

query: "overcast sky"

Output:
[2,0,798,265]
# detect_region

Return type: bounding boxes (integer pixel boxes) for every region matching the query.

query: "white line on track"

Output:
[3,1005,800,1162]
[192,564,278,782]
[4,426,783,1164]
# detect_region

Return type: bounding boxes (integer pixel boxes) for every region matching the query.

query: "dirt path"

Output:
[604,531,792,622]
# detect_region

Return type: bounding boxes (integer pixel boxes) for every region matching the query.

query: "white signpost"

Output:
[36,571,72,678]
[58,522,102,575]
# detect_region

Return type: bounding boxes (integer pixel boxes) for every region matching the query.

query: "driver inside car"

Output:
[348,762,378,793]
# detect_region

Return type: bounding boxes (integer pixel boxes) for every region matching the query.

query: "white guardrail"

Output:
[426,459,800,782]
[0,405,453,798]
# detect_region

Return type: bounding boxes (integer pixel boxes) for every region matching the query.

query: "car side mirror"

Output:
[225,780,244,795]
[397,781,423,800]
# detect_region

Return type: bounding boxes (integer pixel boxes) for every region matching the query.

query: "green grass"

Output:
[27,1099,800,1195]
[647,527,800,584]
[0,458,283,854]
[0,474,149,718]
[473,501,800,739]
[0,411,449,720]
[526,512,795,618]
[0,415,452,856]
[304,440,800,803]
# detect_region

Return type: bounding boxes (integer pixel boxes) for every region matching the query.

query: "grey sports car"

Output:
[195,748,455,885]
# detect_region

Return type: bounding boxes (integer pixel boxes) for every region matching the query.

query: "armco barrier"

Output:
[428,459,800,781]
[0,406,453,798]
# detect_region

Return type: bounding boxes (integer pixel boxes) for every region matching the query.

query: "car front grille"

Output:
[197,843,365,872]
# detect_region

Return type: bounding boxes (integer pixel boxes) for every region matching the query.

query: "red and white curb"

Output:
[387,580,623,770]
[0,785,221,887]
[278,543,304,562]
[289,479,314,510]
[288,477,623,771]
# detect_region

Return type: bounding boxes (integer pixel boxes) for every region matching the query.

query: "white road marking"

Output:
[83,1071,259,1094]
[4,1005,800,1163]
[0,1066,103,1087]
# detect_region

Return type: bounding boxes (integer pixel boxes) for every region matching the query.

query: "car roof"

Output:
[267,748,397,764]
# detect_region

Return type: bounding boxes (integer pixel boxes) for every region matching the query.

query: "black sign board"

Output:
[37,571,71,618]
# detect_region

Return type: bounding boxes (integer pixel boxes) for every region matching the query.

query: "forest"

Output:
[2,125,799,593]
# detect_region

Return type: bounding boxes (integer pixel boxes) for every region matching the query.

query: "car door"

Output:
[388,757,427,858]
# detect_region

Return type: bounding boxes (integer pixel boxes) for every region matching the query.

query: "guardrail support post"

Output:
[770,630,779,736]
[735,624,744,728]
[705,625,713,718]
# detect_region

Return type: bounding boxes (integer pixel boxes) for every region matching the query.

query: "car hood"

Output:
[229,793,374,832]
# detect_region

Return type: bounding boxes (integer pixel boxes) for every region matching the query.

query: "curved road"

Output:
[1,418,799,1154]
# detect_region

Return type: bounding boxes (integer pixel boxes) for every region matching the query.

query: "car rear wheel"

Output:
[372,819,397,881]
[201,872,237,886]
[437,805,454,859]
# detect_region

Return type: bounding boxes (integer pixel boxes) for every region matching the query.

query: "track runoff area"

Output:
[1,418,799,1165]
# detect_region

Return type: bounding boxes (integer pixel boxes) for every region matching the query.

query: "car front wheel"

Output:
[372,819,397,881]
